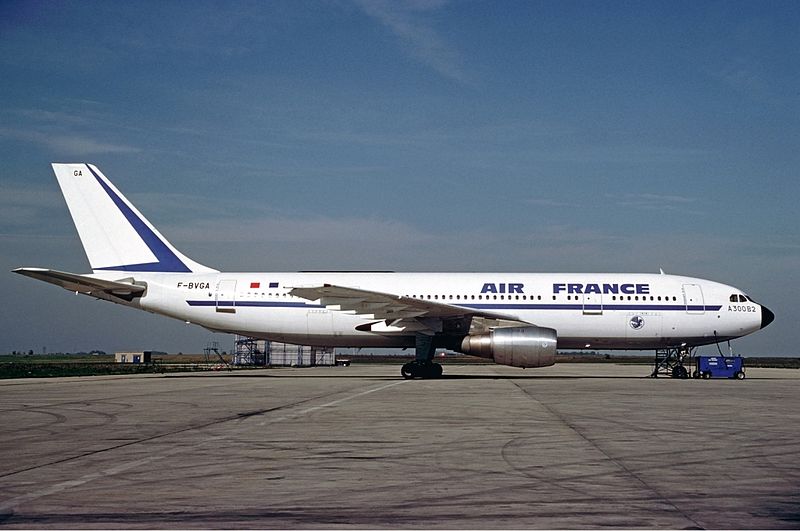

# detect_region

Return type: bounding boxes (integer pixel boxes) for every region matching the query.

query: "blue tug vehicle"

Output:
[694,355,746,379]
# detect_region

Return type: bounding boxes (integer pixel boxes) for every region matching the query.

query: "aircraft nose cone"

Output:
[761,306,775,329]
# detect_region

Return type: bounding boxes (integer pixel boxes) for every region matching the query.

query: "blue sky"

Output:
[1,0,797,356]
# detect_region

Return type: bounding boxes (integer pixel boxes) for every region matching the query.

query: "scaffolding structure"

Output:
[232,335,334,367]
[233,336,266,366]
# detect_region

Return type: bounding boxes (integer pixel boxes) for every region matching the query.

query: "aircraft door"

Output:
[215,279,237,313]
[582,292,602,315]
[306,309,333,338]
[683,284,705,315]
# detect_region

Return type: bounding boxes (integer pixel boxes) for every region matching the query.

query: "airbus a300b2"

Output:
[14,164,774,378]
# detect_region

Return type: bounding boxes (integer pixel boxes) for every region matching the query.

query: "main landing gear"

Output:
[401,360,443,379]
[402,333,444,379]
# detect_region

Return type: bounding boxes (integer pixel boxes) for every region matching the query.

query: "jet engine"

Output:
[459,325,557,368]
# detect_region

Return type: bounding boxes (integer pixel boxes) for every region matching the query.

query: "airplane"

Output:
[14,163,774,379]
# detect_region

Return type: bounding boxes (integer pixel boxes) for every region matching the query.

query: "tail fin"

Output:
[52,163,217,273]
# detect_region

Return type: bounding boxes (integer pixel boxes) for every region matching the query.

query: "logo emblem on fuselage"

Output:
[629,315,645,330]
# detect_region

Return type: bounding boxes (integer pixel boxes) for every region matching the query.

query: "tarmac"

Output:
[0,362,798,529]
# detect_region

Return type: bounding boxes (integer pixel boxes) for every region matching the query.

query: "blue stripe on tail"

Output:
[87,166,191,273]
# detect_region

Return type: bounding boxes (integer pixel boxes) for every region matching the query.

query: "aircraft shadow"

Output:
[164,372,653,381]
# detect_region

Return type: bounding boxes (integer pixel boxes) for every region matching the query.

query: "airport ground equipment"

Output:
[651,347,692,378]
[694,355,745,379]
[203,341,229,368]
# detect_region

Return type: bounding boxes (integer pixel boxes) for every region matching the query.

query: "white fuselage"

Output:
[112,271,764,350]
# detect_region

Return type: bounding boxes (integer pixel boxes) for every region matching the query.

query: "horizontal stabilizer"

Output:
[12,268,146,299]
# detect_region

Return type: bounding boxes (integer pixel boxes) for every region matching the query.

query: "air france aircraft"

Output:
[14,164,774,378]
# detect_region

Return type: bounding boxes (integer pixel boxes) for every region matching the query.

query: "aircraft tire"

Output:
[401,361,443,379]
[671,365,689,379]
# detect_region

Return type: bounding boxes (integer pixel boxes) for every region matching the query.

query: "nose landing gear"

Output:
[651,347,693,378]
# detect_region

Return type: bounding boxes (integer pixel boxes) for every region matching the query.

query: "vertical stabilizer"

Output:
[51,163,217,273]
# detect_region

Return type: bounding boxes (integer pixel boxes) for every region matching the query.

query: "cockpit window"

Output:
[739,295,748,302]
[730,294,738,302]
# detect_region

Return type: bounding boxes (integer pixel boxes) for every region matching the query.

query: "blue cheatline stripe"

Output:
[87,165,191,273]
[464,303,721,311]
[186,300,721,312]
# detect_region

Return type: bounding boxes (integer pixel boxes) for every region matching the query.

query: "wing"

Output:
[289,284,528,334]
[13,268,146,300]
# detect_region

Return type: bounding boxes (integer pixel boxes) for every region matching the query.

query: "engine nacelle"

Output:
[459,326,557,368]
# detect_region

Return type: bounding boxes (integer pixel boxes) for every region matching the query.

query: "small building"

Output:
[115,351,153,364]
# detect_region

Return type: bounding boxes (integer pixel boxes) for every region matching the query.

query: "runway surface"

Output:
[1,362,798,529]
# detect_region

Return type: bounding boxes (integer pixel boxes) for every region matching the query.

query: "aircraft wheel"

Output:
[671,366,689,379]
[402,361,443,379]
